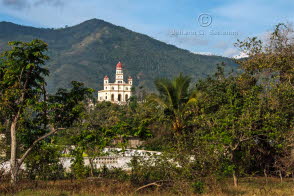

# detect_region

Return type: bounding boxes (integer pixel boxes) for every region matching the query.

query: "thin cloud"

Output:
[223,47,239,57]
[34,0,65,7]
[213,41,229,49]
[2,0,28,9]
[1,0,65,9]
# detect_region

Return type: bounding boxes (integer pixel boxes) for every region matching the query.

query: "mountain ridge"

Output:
[0,19,237,93]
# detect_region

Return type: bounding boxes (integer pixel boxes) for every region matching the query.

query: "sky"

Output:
[0,0,293,57]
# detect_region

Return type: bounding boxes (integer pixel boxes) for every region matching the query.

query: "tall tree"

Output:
[150,73,192,134]
[0,40,93,184]
[0,40,49,183]
[235,23,294,86]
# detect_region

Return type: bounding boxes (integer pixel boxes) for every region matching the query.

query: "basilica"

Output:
[97,62,132,104]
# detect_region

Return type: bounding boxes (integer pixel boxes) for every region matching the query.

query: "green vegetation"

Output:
[0,40,93,183]
[0,19,237,93]
[0,23,293,195]
[150,73,193,134]
[2,178,294,196]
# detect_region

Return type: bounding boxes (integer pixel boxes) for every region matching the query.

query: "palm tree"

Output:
[150,73,193,134]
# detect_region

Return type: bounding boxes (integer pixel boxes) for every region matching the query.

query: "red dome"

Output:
[116,61,122,69]
[104,75,109,79]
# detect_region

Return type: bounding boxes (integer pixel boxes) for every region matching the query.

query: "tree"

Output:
[0,40,49,183]
[0,40,93,184]
[190,67,260,187]
[235,23,294,86]
[235,23,294,180]
[150,73,192,134]
[25,142,65,180]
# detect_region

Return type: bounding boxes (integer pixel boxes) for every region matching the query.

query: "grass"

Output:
[0,177,293,196]
[214,177,294,196]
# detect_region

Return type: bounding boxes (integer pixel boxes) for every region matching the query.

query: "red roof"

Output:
[104,75,109,79]
[116,61,122,69]
[128,76,133,80]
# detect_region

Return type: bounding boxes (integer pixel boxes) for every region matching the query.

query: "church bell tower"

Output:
[115,61,123,84]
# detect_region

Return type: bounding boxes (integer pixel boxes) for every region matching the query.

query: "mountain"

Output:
[0,19,237,93]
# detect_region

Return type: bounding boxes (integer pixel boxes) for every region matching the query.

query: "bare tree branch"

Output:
[135,180,172,192]
[18,126,65,167]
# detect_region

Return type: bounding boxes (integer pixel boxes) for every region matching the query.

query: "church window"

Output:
[112,87,114,90]
[126,87,128,90]
[111,94,114,101]
[118,94,121,102]
[105,96,107,99]
[125,94,128,101]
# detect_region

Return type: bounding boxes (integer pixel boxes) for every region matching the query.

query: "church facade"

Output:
[97,62,132,104]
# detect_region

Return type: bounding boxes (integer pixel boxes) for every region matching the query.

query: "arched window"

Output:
[125,94,128,101]
[111,94,114,101]
[118,94,121,102]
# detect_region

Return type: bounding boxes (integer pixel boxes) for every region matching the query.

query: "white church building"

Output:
[97,62,133,104]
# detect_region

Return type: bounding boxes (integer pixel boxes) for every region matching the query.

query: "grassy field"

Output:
[1,177,293,196]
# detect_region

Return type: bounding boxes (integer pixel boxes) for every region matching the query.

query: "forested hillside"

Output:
[0,19,237,92]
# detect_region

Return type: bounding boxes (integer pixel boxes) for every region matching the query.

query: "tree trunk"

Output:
[264,168,268,185]
[89,158,94,177]
[231,151,238,187]
[10,166,18,185]
[279,170,283,183]
[9,122,60,184]
[233,170,238,187]
[10,113,19,184]
[9,67,32,184]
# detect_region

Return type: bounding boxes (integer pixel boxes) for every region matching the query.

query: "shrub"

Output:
[191,180,205,194]
[99,166,129,181]
[70,148,89,179]
[130,155,180,186]
[25,143,65,180]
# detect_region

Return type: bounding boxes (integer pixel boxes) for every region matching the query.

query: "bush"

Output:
[130,155,181,186]
[25,142,65,180]
[70,148,89,179]
[192,180,205,194]
[99,166,129,181]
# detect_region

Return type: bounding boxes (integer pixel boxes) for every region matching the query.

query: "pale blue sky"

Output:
[0,0,293,57]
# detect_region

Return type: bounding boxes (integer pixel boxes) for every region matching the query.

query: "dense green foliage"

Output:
[0,19,237,93]
[0,23,293,194]
[25,142,65,180]
[150,73,193,133]
[0,39,94,183]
